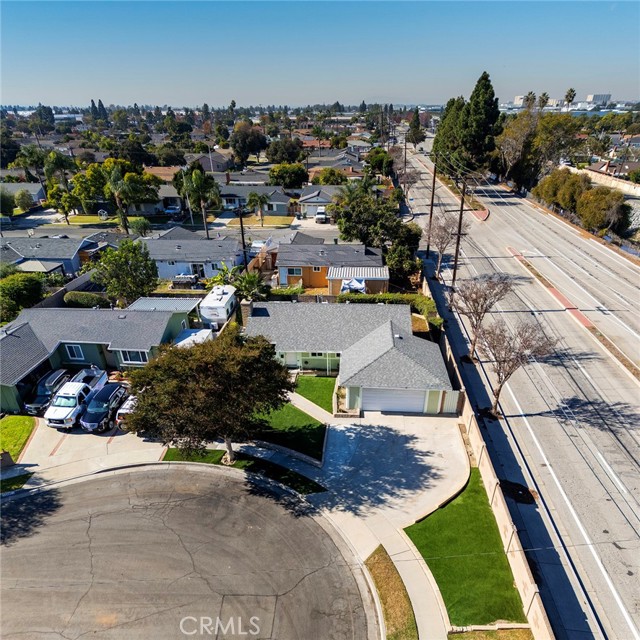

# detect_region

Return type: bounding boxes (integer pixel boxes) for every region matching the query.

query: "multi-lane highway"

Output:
[408,136,640,640]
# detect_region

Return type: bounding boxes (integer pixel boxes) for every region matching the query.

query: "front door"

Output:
[190,263,205,278]
[284,352,299,368]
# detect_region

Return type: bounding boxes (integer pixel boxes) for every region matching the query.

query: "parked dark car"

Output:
[24,369,70,415]
[79,384,127,433]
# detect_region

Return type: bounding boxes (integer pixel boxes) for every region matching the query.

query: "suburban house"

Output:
[298,185,343,217]
[220,185,292,214]
[276,242,388,292]
[0,237,106,276]
[244,302,456,414]
[346,139,373,154]
[142,237,243,279]
[0,182,46,205]
[0,307,192,413]
[184,152,233,173]
[307,150,365,181]
[128,184,183,216]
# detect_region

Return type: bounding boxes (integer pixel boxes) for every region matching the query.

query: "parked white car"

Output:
[44,368,107,429]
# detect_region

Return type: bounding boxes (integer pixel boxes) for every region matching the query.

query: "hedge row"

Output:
[269,286,305,296]
[336,292,442,327]
[64,291,110,308]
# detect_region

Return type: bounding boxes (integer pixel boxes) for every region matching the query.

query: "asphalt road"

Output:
[1,466,375,640]
[408,137,640,640]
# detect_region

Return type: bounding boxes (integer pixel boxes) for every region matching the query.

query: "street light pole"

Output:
[426,152,437,258]
[451,178,467,287]
[403,134,407,193]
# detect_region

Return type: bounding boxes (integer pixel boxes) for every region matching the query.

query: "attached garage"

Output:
[361,388,426,413]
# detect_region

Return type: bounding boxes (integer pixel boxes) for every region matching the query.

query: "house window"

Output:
[310,352,324,357]
[120,350,149,365]
[313,266,321,272]
[168,260,176,266]
[66,344,84,360]
[191,263,205,278]
[181,320,187,330]
[287,268,302,276]
[266,203,276,212]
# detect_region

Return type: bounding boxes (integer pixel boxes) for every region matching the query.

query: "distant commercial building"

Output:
[513,96,525,107]
[586,94,612,105]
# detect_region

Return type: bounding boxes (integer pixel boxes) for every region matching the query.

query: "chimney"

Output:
[333,238,338,245]
[240,299,253,326]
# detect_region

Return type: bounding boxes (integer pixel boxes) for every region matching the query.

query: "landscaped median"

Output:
[405,468,526,627]
[163,448,325,495]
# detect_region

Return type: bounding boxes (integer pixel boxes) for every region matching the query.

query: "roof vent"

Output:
[118,314,127,319]
[394,334,402,339]
[175,244,181,250]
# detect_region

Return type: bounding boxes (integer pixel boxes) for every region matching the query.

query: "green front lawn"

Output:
[296,375,335,413]
[227,215,294,227]
[260,404,326,459]
[163,448,324,494]
[0,472,33,493]
[0,416,36,460]
[405,469,526,626]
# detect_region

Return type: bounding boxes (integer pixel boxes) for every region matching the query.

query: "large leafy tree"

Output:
[230,121,267,165]
[45,185,80,225]
[266,137,304,164]
[0,126,20,168]
[311,167,347,185]
[268,162,308,188]
[91,239,158,306]
[44,150,76,191]
[182,169,220,239]
[127,325,293,462]
[10,144,48,194]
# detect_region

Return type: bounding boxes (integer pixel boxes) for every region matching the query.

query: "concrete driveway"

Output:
[1,466,377,640]
[6,418,164,487]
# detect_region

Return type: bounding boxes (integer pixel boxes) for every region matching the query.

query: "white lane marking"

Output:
[595,450,629,495]
[504,385,640,640]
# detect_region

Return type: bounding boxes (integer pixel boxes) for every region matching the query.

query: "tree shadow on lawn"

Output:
[1,487,62,546]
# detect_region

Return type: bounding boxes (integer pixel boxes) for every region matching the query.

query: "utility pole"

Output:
[426,153,437,258]
[403,134,407,193]
[451,178,466,287]
[237,207,249,269]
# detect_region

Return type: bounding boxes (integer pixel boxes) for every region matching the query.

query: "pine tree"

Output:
[463,71,500,169]
[359,100,367,113]
[97,99,108,121]
[90,99,99,120]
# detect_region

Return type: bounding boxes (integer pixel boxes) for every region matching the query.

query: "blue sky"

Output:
[1,1,638,107]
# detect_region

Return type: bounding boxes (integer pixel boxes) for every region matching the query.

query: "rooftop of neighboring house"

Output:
[149,226,206,241]
[326,266,390,281]
[158,184,181,198]
[244,302,412,353]
[83,231,139,247]
[276,243,382,268]
[220,185,291,203]
[298,185,344,202]
[0,237,95,262]
[587,160,640,175]
[0,307,182,385]
[211,169,271,185]
[184,152,232,172]
[141,237,241,262]
[0,182,45,196]
[289,231,325,245]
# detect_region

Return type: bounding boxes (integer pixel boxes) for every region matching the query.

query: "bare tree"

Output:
[431,213,469,278]
[451,274,514,358]
[403,169,420,200]
[479,319,557,413]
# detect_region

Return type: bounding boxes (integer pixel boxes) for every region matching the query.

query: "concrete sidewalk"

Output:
[289,390,337,423]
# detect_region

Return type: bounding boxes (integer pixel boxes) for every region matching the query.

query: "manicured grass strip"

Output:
[365,545,418,640]
[296,375,335,413]
[260,404,326,460]
[1,473,33,493]
[448,631,533,640]
[405,469,526,626]
[163,448,325,495]
[0,416,36,460]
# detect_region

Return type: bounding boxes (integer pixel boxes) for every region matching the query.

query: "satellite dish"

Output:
[98,209,109,221]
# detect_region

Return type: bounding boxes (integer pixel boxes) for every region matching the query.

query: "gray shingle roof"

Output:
[0,183,45,196]
[276,244,383,268]
[0,243,22,265]
[142,238,240,262]
[289,232,325,245]
[0,237,90,261]
[220,185,290,202]
[327,266,389,280]
[245,302,411,352]
[127,297,200,312]
[151,227,204,241]
[299,186,343,203]
[7,308,178,353]
[0,323,51,385]
[339,321,452,390]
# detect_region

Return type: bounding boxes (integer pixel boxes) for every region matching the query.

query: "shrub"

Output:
[64,291,110,308]
[0,272,45,310]
[269,286,305,296]
[336,292,442,327]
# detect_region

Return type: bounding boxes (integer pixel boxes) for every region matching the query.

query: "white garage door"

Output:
[361,388,426,413]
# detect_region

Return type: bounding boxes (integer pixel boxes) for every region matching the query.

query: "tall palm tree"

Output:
[44,150,76,191]
[246,191,270,227]
[182,169,220,239]
[523,91,536,110]
[10,144,48,196]
[564,88,576,110]
[538,92,550,111]
[105,167,132,234]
